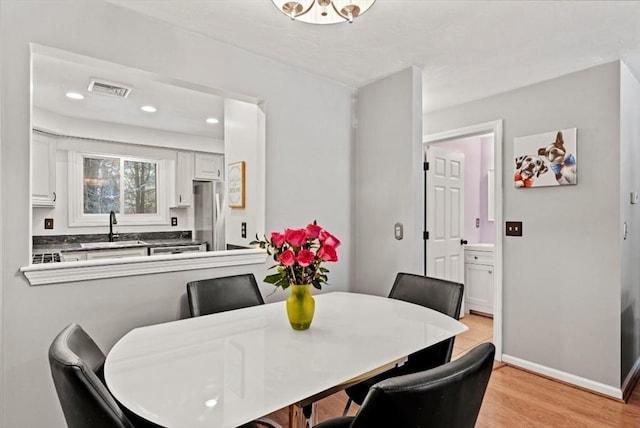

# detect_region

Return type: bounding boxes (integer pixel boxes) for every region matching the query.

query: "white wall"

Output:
[224,99,263,248]
[426,62,622,388]
[620,62,640,385]
[0,1,353,427]
[354,67,423,296]
[479,135,496,243]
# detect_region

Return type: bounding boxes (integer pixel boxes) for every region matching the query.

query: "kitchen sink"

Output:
[80,240,148,249]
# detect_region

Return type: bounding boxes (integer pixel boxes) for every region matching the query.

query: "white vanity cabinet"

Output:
[32,134,57,207]
[464,244,494,316]
[194,152,224,181]
[174,151,194,207]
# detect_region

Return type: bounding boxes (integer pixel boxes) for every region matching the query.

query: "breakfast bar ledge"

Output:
[20,249,268,286]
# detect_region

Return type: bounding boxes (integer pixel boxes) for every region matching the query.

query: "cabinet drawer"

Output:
[465,250,493,265]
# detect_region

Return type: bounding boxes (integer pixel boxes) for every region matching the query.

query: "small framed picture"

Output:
[228,161,245,208]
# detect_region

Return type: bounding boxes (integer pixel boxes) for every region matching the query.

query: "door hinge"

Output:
[423,231,429,240]
[423,161,429,171]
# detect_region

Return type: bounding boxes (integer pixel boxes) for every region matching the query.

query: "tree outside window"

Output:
[83,155,157,215]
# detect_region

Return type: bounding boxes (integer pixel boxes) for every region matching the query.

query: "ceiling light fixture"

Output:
[272,0,375,24]
[140,105,157,113]
[205,117,219,124]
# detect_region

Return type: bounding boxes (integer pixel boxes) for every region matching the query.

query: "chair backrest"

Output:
[351,342,495,428]
[389,272,464,372]
[187,273,265,317]
[48,323,135,428]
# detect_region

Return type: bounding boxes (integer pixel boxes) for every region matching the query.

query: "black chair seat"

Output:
[315,343,495,428]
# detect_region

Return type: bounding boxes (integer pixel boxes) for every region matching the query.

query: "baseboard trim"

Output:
[502,354,623,400]
[621,356,640,402]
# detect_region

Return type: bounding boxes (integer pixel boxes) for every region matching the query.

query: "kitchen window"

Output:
[69,151,169,227]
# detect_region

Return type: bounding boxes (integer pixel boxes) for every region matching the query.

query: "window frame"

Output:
[68,150,169,227]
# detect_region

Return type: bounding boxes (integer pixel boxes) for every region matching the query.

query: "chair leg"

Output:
[342,398,352,416]
[254,417,284,428]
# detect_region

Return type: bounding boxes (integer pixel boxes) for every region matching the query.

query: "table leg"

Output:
[289,402,318,428]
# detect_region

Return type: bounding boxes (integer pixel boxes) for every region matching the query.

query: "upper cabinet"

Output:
[174,151,194,207]
[194,152,224,181]
[32,133,57,207]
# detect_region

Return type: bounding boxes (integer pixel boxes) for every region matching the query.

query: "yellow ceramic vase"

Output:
[286,284,315,330]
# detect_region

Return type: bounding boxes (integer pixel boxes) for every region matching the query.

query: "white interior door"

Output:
[426,145,465,283]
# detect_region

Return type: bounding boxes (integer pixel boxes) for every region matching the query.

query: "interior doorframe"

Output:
[423,119,503,361]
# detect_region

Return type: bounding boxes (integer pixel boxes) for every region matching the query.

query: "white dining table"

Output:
[104,291,467,428]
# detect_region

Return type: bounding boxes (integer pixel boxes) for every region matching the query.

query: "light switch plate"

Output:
[44,218,54,230]
[631,192,639,204]
[394,222,403,240]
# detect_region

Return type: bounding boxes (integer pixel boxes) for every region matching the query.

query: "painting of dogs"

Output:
[537,131,577,185]
[514,128,577,188]
[514,155,548,188]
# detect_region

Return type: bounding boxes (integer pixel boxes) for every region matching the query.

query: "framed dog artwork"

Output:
[513,128,577,188]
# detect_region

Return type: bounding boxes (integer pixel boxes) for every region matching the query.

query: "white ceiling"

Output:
[33,50,225,139]
[105,0,640,112]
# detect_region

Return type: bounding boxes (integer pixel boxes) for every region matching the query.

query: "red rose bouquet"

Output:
[252,221,340,290]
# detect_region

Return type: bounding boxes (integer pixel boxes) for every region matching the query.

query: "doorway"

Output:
[423,120,503,360]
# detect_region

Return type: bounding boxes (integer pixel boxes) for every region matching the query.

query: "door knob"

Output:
[460,239,468,245]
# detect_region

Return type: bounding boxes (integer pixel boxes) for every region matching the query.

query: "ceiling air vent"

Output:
[87,78,132,98]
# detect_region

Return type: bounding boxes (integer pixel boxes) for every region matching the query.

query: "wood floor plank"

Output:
[265,366,640,427]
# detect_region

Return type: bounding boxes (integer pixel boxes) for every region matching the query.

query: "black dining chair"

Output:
[186,274,283,428]
[315,342,495,428]
[48,323,161,428]
[342,272,464,414]
[186,273,265,317]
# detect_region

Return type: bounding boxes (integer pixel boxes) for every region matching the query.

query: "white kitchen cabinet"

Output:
[194,152,224,181]
[174,151,194,207]
[464,244,494,316]
[61,251,86,262]
[32,134,57,207]
[86,247,147,260]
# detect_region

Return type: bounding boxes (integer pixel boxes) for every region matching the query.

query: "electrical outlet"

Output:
[171,217,178,226]
[241,222,247,238]
[476,218,480,228]
[44,218,54,230]
[505,221,523,236]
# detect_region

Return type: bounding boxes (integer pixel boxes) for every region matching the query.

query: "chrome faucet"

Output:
[109,210,119,242]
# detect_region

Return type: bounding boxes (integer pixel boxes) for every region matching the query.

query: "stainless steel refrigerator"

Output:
[193,180,225,251]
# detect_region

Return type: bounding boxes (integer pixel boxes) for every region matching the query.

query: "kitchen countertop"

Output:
[33,239,204,254]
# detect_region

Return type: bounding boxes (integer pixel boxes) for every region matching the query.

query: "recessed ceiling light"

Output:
[205,117,219,124]
[65,92,84,100]
[140,105,157,113]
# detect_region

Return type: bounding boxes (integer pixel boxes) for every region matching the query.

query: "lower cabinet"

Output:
[61,251,86,262]
[62,247,147,262]
[464,246,494,315]
[86,247,147,260]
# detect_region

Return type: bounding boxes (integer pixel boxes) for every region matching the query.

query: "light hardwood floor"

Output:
[265,313,640,427]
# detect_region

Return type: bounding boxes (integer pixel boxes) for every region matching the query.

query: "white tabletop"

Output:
[105,291,467,428]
